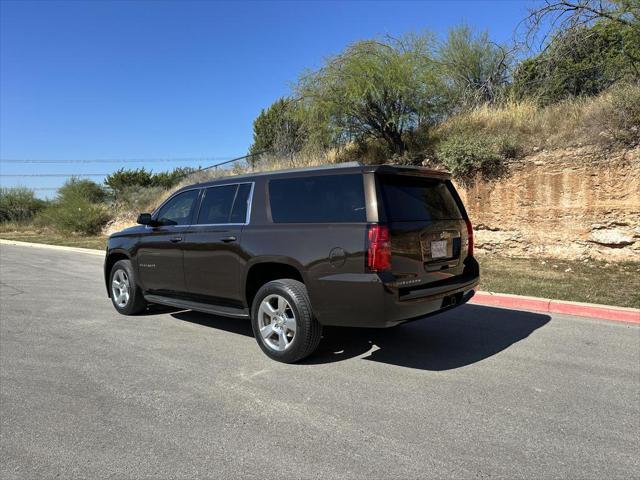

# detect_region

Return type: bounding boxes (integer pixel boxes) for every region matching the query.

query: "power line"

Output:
[170,151,265,181]
[0,151,267,186]
[0,156,235,164]
[0,173,109,177]
[11,187,60,191]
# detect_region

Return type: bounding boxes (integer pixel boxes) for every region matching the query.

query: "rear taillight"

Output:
[465,219,474,257]
[367,224,391,272]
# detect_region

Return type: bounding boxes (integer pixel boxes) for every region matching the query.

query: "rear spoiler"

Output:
[365,164,452,179]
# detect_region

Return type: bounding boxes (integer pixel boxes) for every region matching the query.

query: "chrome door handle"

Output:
[221,236,237,243]
[170,237,183,243]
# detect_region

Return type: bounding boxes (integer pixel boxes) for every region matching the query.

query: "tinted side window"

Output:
[196,183,252,225]
[230,183,252,223]
[269,174,366,223]
[196,185,237,224]
[155,190,199,226]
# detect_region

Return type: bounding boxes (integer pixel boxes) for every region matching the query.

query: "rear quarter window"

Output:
[378,174,463,221]
[269,174,366,223]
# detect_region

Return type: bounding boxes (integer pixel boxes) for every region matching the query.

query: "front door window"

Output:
[155,190,199,226]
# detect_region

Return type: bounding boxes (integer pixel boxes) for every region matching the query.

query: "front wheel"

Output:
[109,259,147,315]
[251,279,322,363]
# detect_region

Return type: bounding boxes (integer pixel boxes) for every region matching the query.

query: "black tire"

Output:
[109,259,147,315]
[251,279,322,363]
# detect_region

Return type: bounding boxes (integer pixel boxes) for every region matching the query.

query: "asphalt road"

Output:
[1,244,638,479]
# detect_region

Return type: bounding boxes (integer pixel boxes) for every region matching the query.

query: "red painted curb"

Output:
[471,292,640,325]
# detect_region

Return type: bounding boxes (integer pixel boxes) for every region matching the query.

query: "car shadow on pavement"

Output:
[164,304,550,371]
[306,304,551,370]
[139,304,183,316]
[170,310,255,337]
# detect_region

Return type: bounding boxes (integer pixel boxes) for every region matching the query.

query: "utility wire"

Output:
[171,150,266,181]
[0,157,235,164]
[0,151,267,184]
[0,173,110,177]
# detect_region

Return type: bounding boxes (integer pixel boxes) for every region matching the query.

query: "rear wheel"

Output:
[109,259,146,315]
[251,279,322,363]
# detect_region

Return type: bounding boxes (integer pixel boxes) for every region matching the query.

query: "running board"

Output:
[144,294,250,318]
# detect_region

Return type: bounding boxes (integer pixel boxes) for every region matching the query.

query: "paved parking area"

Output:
[1,244,638,479]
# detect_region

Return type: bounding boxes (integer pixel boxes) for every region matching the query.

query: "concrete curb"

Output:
[471,291,640,325]
[0,239,104,256]
[2,238,638,324]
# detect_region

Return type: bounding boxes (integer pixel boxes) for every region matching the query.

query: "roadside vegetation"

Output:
[0,1,638,305]
[246,2,639,177]
[477,255,640,309]
[0,225,106,250]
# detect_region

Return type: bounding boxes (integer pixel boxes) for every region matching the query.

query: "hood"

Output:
[110,224,146,238]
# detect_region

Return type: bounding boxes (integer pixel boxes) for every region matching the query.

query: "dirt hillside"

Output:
[457,146,640,261]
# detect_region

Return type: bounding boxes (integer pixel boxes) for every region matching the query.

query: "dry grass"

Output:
[435,83,640,152]
[0,222,106,250]
[478,254,640,308]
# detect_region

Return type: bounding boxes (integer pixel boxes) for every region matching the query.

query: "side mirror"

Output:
[137,213,155,226]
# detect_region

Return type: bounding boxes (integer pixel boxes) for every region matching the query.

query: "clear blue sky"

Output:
[0,0,531,194]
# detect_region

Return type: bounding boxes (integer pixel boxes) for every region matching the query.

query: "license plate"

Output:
[431,240,447,259]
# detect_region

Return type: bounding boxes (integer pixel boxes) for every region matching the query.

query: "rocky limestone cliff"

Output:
[457,146,640,261]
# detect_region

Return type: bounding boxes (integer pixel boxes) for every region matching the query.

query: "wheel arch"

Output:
[243,257,307,309]
[104,249,131,297]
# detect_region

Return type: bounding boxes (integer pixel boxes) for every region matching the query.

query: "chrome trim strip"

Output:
[148,181,255,228]
[245,181,255,225]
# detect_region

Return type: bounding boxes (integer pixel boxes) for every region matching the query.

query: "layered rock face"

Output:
[457,146,640,261]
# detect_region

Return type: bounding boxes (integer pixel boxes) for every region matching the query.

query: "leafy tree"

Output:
[297,34,443,155]
[248,97,313,162]
[437,25,511,109]
[523,0,639,44]
[513,19,640,103]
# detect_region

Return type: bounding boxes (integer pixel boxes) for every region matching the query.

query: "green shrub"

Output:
[436,133,504,181]
[58,178,107,203]
[37,197,111,235]
[151,167,198,189]
[0,188,47,222]
[105,167,198,196]
[496,133,522,159]
[105,168,154,193]
[34,177,112,235]
[601,83,640,146]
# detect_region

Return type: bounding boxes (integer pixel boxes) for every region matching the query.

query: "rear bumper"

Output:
[313,258,479,328]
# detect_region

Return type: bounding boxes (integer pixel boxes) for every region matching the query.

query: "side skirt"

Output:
[144,294,250,318]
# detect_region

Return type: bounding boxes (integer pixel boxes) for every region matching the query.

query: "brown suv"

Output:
[104,163,479,362]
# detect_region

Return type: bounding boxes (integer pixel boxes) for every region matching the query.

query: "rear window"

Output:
[378,174,463,221]
[269,174,366,223]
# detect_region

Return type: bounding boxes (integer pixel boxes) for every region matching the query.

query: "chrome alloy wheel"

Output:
[111,269,131,308]
[257,294,297,351]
